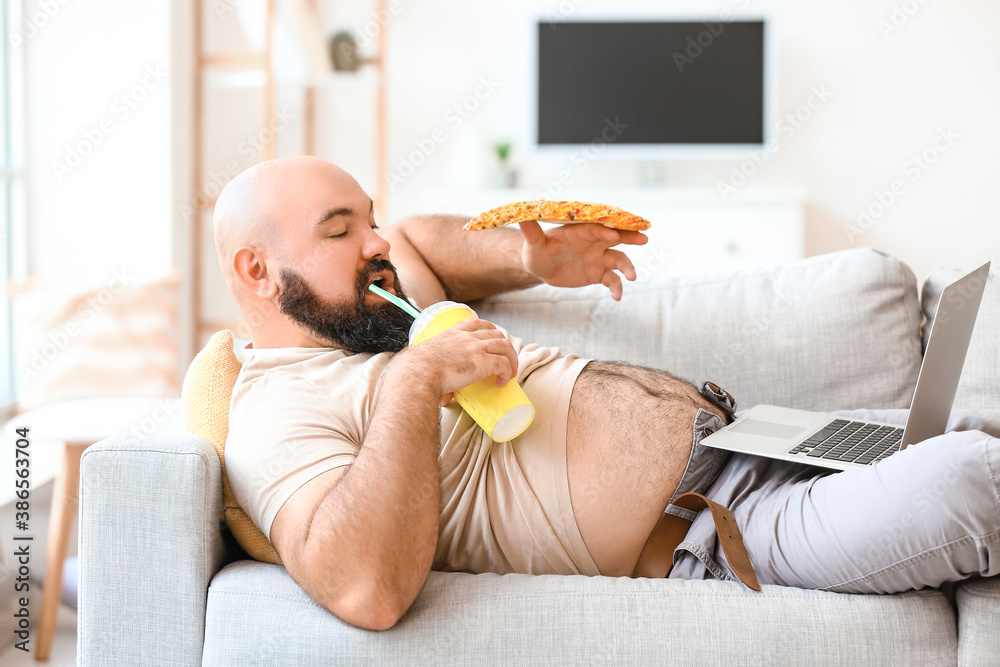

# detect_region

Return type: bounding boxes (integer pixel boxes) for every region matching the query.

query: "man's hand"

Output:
[518,220,648,301]
[395,318,519,406]
[387,214,649,304]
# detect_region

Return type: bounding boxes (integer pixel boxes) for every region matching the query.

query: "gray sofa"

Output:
[78,248,1000,665]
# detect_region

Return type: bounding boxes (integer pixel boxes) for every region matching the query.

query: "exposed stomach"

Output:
[564,362,722,577]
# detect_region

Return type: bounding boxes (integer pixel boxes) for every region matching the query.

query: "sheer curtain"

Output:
[0,0,25,410]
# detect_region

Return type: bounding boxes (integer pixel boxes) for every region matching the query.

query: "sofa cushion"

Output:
[921,265,999,409]
[955,576,1000,663]
[182,329,281,565]
[203,562,957,665]
[473,248,923,411]
[11,271,181,410]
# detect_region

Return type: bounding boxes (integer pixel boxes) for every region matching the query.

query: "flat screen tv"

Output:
[536,20,770,158]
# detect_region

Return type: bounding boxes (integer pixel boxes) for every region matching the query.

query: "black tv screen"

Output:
[537,21,765,145]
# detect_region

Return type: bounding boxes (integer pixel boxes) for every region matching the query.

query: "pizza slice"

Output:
[463,200,651,232]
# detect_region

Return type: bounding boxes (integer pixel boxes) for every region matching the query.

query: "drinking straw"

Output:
[368,283,421,319]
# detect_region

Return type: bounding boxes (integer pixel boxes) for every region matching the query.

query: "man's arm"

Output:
[385,214,648,304]
[268,318,518,631]
[385,214,535,303]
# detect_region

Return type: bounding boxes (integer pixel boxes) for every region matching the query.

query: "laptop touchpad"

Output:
[730,419,806,439]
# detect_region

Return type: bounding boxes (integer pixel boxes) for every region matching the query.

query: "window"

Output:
[0,0,25,408]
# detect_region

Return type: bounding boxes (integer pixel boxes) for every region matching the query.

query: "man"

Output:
[216,156,1000,631]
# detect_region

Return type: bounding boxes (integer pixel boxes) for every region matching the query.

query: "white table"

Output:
[4,397,178,662]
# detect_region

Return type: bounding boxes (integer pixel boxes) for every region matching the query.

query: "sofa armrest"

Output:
[78,411,226,666]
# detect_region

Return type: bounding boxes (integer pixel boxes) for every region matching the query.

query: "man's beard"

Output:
[277,259,413,354]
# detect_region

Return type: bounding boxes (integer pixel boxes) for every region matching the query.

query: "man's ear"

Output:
[233,247,279,300]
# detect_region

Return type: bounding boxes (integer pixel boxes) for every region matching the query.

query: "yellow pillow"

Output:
[181,330,282,565]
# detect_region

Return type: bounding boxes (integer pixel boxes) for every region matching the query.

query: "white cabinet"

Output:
[388,188,805,278]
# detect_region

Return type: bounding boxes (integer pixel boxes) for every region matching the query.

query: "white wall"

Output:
[27,0,997,317]
[24,0,174,290]
[381,0,1000,283]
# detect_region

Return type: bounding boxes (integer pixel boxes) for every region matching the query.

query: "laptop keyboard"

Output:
[788,419,904,465]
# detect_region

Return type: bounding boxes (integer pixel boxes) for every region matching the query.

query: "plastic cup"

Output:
[409,301,535,442]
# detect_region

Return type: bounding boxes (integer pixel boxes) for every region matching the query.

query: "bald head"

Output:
[213,156,360,282]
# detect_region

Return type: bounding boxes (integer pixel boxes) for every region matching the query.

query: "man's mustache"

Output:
[356,259,398,299]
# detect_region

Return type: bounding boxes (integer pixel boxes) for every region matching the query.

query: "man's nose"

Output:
[363,226,391,259]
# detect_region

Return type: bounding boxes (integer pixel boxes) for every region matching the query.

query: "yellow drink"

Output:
[409,301,535,441]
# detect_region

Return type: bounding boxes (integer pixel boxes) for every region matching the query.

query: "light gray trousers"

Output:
[668,408,1000,594]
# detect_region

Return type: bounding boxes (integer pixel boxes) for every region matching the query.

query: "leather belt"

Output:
[632,491,760,590]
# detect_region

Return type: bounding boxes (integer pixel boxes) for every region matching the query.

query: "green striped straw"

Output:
[368,283,421,319]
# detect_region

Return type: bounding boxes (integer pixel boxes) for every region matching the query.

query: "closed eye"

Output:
[328,231,347,239]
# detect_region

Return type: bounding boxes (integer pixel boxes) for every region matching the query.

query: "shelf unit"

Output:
[190,0,388,353]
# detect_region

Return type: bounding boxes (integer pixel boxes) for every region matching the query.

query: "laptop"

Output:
[700,261,991,471]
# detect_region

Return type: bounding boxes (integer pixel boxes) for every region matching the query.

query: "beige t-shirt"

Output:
[225,338,600,576]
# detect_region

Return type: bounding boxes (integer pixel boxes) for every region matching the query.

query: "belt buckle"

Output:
[700,381,737,422]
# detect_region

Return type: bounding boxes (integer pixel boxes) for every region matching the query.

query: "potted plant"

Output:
[329,30,359,71]
[493,140,517,188]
